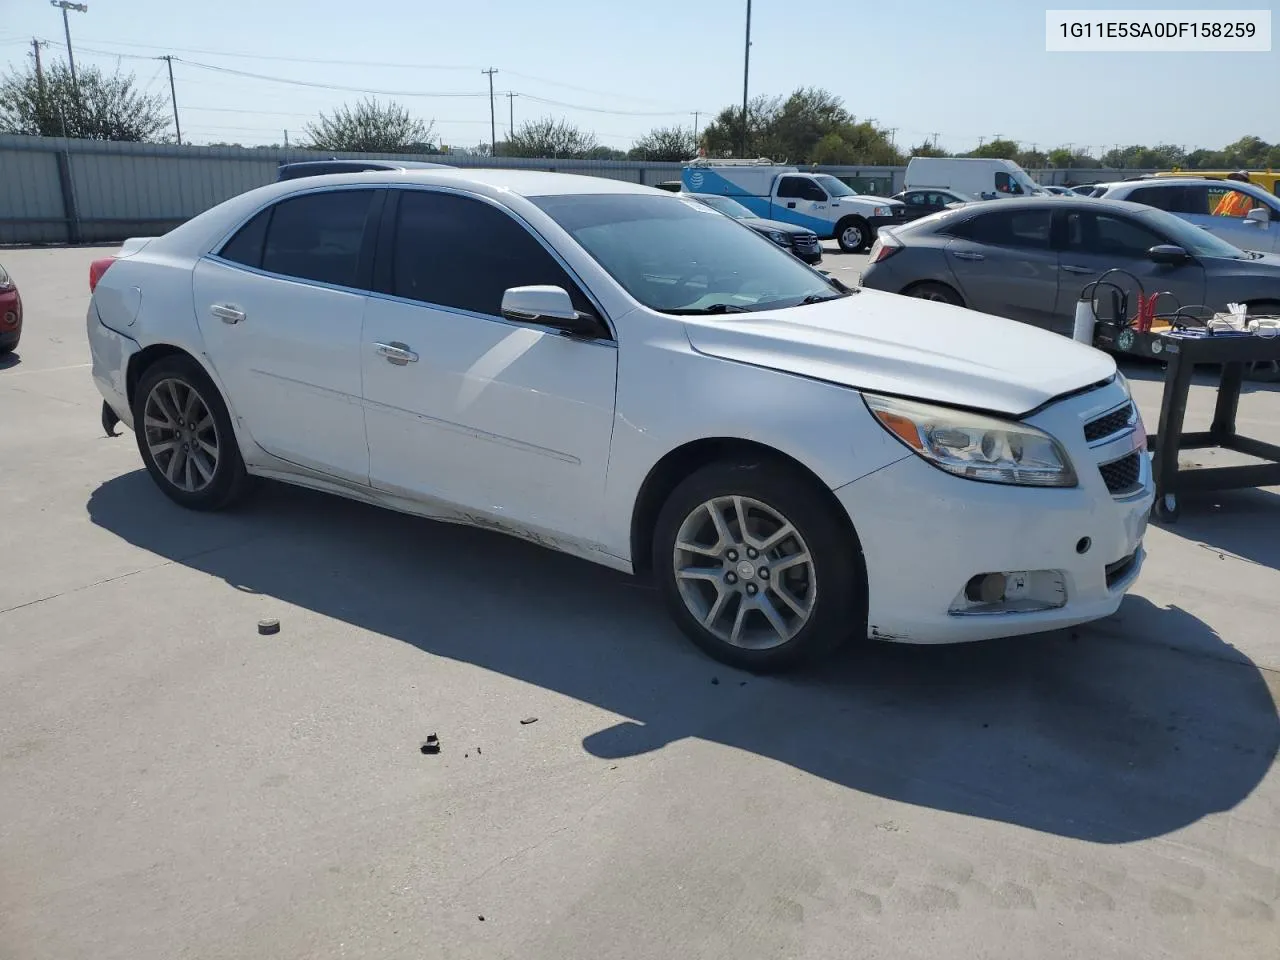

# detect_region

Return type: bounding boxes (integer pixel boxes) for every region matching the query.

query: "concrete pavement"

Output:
[1,245,1278,960]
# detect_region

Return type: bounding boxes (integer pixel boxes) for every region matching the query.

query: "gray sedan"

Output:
[860,197,1280,336]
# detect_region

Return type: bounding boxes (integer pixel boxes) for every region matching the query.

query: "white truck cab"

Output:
[904,157,1042,201]
[681,159,908,252]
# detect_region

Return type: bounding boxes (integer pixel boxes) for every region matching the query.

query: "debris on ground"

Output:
[258,618,280,636]
[476,747,481,755]
[420,734,441,755]
[478,915,485,922]
[520,717,538,725]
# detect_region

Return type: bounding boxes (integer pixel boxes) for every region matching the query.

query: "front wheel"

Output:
[653,459,866,673]
[836,217,871,253]
[132,355,250,511]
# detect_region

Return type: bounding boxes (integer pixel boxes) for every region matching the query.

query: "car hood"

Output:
[742,217,812,236]
[680,289,1116,416]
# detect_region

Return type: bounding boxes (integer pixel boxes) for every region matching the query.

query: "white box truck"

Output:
[681,159,908,252]
[904,157,1042,200]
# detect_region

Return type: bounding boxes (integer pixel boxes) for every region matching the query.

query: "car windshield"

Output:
[814,175,857,197]
[1132,206,1252,259]
[696,195,754,219]
[531,194,843,314]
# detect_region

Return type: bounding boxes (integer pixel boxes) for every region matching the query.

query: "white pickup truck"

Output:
[681,159,908,252]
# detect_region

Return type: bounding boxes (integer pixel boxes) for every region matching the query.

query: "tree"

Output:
[968,138,1021,161]
[908,141,949,158]
[699,88,899,164]
[629,125,696,161]
[505,116,598,158]
[304,98,433,154]
[0,62,169,141]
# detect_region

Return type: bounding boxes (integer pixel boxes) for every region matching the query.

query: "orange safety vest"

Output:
[1213,189,1254,217]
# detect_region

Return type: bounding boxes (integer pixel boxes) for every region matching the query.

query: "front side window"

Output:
[951,209,1051,248]
[1208,185,1258,219]
[258,190,374,287]
[1064,212,1163,258]
[776,176,809,199]
[531,193,842,315]
[994,172,1025,196]
[389,190,590,317]
[1132,207,1249,259]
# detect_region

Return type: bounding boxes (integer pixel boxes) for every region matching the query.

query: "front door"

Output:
[1051,207,1207,332]
[772,175,830,234]
[944,206,1060,329]
[193,187,381,483]
[361,189,618,551]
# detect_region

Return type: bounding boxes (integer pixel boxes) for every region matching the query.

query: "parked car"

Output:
[860,197,1280,337]
[1094,177,1280,254]
[1070,184,1099,196]
[276,159,451,181]
[681,159,907,252]
[87,171,1151,671]
[1145,169,1280,198]
[1041,185,1074,197]
[0,260,22,355]
[682,192,822,264]
[904,157,1041,200]
[889,189,972,219]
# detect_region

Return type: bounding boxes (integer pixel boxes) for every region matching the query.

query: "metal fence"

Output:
[0,134,1156,246]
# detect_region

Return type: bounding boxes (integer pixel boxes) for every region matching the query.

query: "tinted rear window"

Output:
[218,208,271,268]
[260,190,375,287]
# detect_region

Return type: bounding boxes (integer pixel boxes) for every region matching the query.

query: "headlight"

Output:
[864,394,1078,487]
[0,265,11,290]
[873,206,891,217]
[767,231,788,245]
[1116,371,1131,397]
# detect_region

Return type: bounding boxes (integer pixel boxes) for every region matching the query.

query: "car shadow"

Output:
[87,471,1279,845]
[1150,487,1280,571]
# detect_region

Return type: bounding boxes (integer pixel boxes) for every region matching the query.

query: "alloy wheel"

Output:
[672,495,817,650]
[143,378,220,493]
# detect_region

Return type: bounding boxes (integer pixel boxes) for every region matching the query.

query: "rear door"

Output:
[193,187,382,483]
[943,207,1060,329]
[1052,207,1206,329]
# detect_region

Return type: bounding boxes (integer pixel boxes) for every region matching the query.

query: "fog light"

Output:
[2,311,15,327]
[964,573,1006,604]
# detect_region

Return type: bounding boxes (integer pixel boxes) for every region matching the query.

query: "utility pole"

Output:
[482,68,497,156]
[692,110,699,147]
[50,1,87,87]
[740,0,751,156]
[161,55,182,146]
[930,132,940,150]
[505,91,517,139]
[886,127,898,150]
[31,39,46,94]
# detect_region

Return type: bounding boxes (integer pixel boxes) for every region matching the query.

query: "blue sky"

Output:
[0,0,1275,153]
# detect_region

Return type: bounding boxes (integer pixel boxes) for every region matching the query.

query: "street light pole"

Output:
[49,1,87,87]
[740,0,751,156]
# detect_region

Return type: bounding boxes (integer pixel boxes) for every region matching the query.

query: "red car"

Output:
[0,261,21,355]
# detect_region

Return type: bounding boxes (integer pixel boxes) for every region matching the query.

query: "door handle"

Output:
[210,303,245,324]
[375,341,419,365]
[1061,264,1094,274]
[786,201,796,208]
[951,251,985,261]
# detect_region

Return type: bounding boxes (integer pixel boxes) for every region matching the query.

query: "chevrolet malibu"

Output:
[87,170,1153,672]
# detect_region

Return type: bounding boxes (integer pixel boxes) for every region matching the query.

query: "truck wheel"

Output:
[836,217,871,253]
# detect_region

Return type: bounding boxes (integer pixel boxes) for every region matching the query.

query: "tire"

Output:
[904,281,963,306]
[132,354,250,511]
[652,458,866,673]
[836,217,871,254]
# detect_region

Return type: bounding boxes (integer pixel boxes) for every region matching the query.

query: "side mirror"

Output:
[501,285,602,338]
[1148,244,1189,266]
[1245,207,1271,224]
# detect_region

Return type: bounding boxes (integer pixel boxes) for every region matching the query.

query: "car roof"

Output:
[265,167,659,198]
[915,196,1159,217]
[1110,177,1260,190]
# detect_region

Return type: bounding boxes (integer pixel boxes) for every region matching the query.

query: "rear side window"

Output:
[218,208,271,268]
[389,190,590,317]
[950,209,1051,248]
[260,190,375,287]
[1127,186,1181,212]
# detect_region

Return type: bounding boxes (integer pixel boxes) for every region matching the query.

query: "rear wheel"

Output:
[653,458,865,673]
[132,355,250,510]
[904,281,963,306]
[836,217,871,253]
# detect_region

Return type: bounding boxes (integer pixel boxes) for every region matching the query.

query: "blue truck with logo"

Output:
[681,159,908,253]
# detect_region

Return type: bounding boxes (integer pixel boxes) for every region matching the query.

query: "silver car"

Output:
[859,197,1280,336]
[1095,177,1280,254]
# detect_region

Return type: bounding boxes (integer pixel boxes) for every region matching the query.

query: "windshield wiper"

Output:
[666,303,752,315]
[799,293,846,304]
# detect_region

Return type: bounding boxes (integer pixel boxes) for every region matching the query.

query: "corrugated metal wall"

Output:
[0,134,1155,246]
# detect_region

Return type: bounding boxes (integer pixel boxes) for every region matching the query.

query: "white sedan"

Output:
[87,169,1153,671]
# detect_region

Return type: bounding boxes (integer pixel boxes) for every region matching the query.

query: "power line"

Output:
[170,58,490,98]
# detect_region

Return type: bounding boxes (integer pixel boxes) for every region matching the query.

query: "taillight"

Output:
[869,237,902,264]
[89,257,116,293]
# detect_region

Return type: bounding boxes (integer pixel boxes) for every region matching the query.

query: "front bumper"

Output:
[836,380,1153,644]
[87,307,140,430]
[792,241,823,264]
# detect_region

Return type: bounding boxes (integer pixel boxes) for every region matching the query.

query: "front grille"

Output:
[1105,550,1138,589]
[1084,403,1135,443]
[1098,451,1142,496]
[794,236,819,249]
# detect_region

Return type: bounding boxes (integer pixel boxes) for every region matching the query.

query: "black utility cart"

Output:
[1146,329,1280,523]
